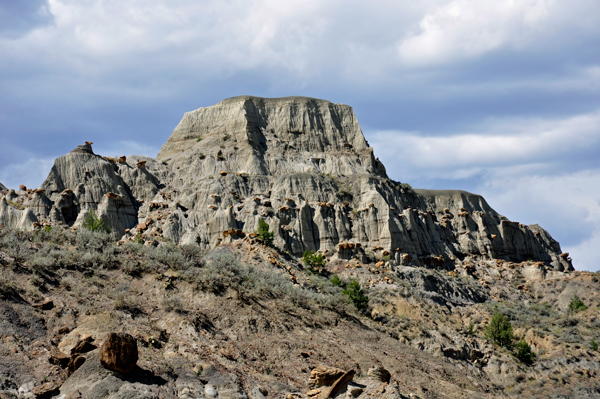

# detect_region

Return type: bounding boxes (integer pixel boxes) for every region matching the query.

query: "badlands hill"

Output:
[0,96,598,399]
[0,96,573,273]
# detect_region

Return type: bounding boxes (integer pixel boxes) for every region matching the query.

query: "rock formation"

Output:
[147,96,571,271]
[0,96,574,272]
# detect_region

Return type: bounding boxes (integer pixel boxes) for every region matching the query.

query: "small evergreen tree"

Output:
[514,340,536,364]
[568,294,587,312]
[343,280,369,313]
[485,311,514,349]
[331,273,343,287]
[256,219,274,247]
[302,250,327,274]
[82,209,111,234]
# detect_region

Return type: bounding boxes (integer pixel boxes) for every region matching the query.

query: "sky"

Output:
[1,0,599,271]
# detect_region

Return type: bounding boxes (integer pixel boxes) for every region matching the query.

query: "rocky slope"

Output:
[0,227,598,399]
[0,96,573,273]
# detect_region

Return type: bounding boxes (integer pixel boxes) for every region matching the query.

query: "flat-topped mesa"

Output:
[157,96,386,178]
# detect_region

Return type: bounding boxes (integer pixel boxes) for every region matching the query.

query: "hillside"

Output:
[0,96,598,398]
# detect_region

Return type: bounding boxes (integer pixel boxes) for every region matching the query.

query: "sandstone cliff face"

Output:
[0,96,573,271]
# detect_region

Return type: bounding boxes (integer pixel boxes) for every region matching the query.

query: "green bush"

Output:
[342,280,369,313]
[256,219,274,247]
[82,209,111,234]
[568,294,587,312]
[331,274,342,287]
[590,339,598,351]
[485,311,514,349]
[302,250,326,274]
[514,340,536,364]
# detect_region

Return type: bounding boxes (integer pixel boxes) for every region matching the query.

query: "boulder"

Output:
[308,365,345,388]
[99,333,138,374]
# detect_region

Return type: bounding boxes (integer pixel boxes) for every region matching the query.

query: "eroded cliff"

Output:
[0,96,573,272]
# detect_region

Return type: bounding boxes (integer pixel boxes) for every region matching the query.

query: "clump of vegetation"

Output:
[196,137,203,142]
[514,340,536,364]
[82,209,111,234]
[198,153,205,160]
[337,186,353,198]
[484,311,514,349]
[465,322,474,335]
[7,200,24,210]
[256,219,274,247]
[568,294,587,312]
[331,273,342,287]
[302,250,326,274]
[590,339,598,351]
[342,280,369,313]
[217,150,225,161]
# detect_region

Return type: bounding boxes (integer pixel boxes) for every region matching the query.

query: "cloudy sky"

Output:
[1,0,599,270]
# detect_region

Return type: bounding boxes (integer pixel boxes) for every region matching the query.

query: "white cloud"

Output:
[0,156,55,190]
[398,0,553,66]
[369,109,600,179]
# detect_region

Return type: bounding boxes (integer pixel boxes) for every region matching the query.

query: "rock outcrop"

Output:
[2,96,573,272]
[0,197,37,230]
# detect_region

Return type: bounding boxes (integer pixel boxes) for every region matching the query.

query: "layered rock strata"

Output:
[0,96,573,271]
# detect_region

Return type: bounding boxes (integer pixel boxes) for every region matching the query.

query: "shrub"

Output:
[82,209,111,234]
[568,294,587,312]
[256,219,274,247]
[342,280,369,313]
[485,311,514,349]
[163,296,185,313]
[466,322,474,335]
[75,228,113,253]
[514,340,535,364]
[302,250,326,274]
[331,273,342,287]
[590,339,598,351]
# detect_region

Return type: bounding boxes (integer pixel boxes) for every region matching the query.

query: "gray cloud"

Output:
[0,0,54,38]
